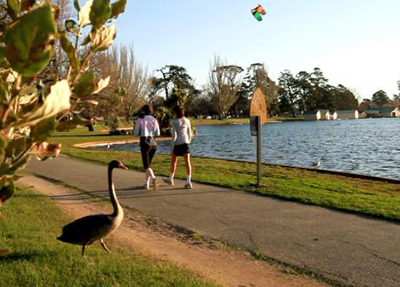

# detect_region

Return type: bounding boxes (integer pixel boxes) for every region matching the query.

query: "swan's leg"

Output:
[100,239,111,253]
[81,245,86,256]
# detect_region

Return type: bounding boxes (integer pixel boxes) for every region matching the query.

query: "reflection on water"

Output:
[90,118,400,180]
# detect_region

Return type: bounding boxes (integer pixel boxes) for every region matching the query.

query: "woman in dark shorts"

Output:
[134,104,160,190]
[163,106,193,189]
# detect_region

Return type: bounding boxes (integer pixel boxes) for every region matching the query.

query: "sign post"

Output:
[250,87,267,187]
[250,116,262,187]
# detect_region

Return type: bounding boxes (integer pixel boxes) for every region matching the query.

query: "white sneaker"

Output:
[184,182,192,189]
[163,177,174,186]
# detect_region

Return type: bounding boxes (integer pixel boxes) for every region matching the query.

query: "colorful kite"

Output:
[251,4,266,21]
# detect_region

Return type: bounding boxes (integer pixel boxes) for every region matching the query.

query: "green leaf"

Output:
[31,118,57,142]
[89,0,111,30]
[7,0,21,19]
[90,24,116,52]
[0,45,5,64]
[73,0,80,12]
[0,163,11,176]
[5,3,56,77]
[0,133,7,149]
[0,79,10,104]
[5,137,30,158]
[60,34,79,71]
[65,19,77,31]
[111,0,127,19]
[22,80,71,126]
[74,71,96,98]
[8,155,30,174]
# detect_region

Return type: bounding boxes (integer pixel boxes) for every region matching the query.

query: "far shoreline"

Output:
[191,116,302,126]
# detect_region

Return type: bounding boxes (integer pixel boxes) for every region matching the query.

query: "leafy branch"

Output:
[0,0,127,254]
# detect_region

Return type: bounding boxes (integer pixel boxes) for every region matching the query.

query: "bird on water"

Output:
[311,159,321,168]
[57,160,128,256]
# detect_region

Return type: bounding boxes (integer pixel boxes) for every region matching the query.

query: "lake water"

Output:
[90,118,400,180]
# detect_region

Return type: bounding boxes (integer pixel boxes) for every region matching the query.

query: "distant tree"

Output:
[309,68,334,110]
[277,70,299,117]
[332,85,359,110]
[149,65,194,100]
[372,90,390,106]
[394,79,400,102]
[206,56,243,118]
[294,71,312,113]
[291,68,335,112]
[183,86,202,117]
[153,86,191,135]
[91,44,149,130]
[359,98,372,112]
[38,0,75,83]
[190,92,215,118]
[238,63,278,117]
[146,65,197,135]
[277,92,292,116]
[278,67,352,114]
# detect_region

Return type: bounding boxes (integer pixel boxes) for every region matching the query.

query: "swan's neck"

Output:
[108,167,123,217]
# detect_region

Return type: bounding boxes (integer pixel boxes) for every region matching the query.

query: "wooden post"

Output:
[256,116,262,187]
[250,116,262,187]
[250,87,267,187]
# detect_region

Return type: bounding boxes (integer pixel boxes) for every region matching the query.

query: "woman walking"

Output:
[163,106,193,189]
[134,104,160,190]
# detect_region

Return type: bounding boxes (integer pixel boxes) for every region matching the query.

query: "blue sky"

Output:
[113,0,400,99]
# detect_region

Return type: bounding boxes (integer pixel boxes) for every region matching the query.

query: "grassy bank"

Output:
[0,187,219,287]
[50,126,400,221]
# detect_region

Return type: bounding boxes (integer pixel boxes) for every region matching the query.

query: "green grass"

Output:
[0,187,220,287]
[51,126,400,221]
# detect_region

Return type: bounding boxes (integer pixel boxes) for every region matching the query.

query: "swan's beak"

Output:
[119,163,129,170]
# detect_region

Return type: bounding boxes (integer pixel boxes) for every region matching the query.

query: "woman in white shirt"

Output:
[134,104,160,190]
[163,106,193,189]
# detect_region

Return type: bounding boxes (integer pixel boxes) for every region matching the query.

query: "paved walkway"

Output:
[26,156,400,287]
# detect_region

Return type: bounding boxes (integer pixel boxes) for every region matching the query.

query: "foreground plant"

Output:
[0,0,126,254]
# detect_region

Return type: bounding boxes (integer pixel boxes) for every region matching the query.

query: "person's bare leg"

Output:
[184,153,192,188]
[170,154,178,176]
[164,154,177,185]
[145,168,157,191]
[143,169,151,189]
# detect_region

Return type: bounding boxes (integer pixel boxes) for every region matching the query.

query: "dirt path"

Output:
[18,175,328,287]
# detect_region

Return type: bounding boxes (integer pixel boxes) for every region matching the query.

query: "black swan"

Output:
[57,160,128,256]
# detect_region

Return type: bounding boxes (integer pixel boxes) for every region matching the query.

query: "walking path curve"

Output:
[26,156,400,287]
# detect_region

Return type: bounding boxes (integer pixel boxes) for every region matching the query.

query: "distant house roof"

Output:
[305,110,318,115]
[366,110,380,114]
[378,107,397,113]
[337,110,357,114]
[319,109,329,114]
